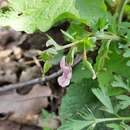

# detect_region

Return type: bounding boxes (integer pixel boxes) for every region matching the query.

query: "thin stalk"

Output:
[59,32,121,51]
[43,32,124,53]
[96,117,130,124]
[116,0,128,26]
[43,39,83,53]
[58,40,83,51]
[83,43,87,60]
[95,33,120,41]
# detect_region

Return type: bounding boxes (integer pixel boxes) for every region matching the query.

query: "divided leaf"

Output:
[96,44,130,95]
[111,75,130,92]
[107,123,123,130]
[71,62,92,83]
[116,95,130,110]
[92,88,114,114]
[60,79,98,121]
[58,119,93,130]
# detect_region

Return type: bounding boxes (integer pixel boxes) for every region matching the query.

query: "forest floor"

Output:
[0,26,66,130]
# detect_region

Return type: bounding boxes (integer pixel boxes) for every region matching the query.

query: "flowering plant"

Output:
[1,0,130,130]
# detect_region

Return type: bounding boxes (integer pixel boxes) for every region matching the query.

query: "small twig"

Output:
[0,55,82,92]
[25,59,42,65]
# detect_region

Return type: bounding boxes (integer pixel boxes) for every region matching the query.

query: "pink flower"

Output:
[58,56,72,87]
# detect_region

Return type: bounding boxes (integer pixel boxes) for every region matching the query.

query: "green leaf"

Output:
[120,122,130,130]
[123,49,130,57]
[58,119,93,130]
[107,123,123,130]
[44,128,52,130]
[111,75,130,92]
[71,62,92,83]
[44,61,52,74]
[95,40,111,73]
[61,30,75,41]
[83,37,95,50]
[96,44,130,95]
[116,95,130,109]
[105,0,116,7]
[87,125,96,130]
[83,60,96,80]
[50,52,64,65]
[67,47,77,65]
[46,38,61,50]
[74,0,107,25]
[67,21,88,40]
[92,17,109,32]
[0,0,107,33]
[41,110,56,130]
[92,88,114,114]
[46,48,58,55]
[0,0,78,33]
[119,22,130,42]
[123,49,130,67]
[126,60,130,66]
[40,52,53,62]
[60,79,98,121]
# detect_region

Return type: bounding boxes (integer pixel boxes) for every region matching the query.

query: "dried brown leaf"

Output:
[0,85,51,125]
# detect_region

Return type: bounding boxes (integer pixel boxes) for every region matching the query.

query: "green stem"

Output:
[61,32,122,51]
[58,40,83,50]
[44,32,124,53]
[95,32,121,41]
[116,0,128,26]
[97,117,130,124]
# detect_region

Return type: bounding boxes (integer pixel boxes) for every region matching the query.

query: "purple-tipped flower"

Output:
[58,56,72,87]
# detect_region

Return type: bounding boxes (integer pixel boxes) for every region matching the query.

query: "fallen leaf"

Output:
[12,46,22,60]
[20,66,41,82]
[0,120,42,130]
[18,66,41,94]
[0,49,12,60]
[0,62,19,84]
[0,85,51,125]
[0,28,21,46]
[0,120,20,130]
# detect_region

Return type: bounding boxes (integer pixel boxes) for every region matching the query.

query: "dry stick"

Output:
[0,56,82,92]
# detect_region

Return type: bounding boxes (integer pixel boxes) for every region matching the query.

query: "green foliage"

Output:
[1,0,130,130]
[95,40,111,73]
[59,119,93,130]
[40,37,64,74]
[41,110,55,130]
[107,123,123,130]
[0,0,107,33]
[96,44,130,95]
[57,0,130,129]
[67,21,89,40]
[71,62,92,83]
[92,88,114,114]
[83,60,96,80]
[0,0,77,33]
[59,81,130,130]
[60,79,98,121]
[111,75,130,92]
[66,47,77,65]
[116,95,130,109]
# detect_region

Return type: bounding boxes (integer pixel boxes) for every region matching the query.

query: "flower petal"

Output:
[58,56,72,87]
[58,75,70,87]
[60,56,66,69]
